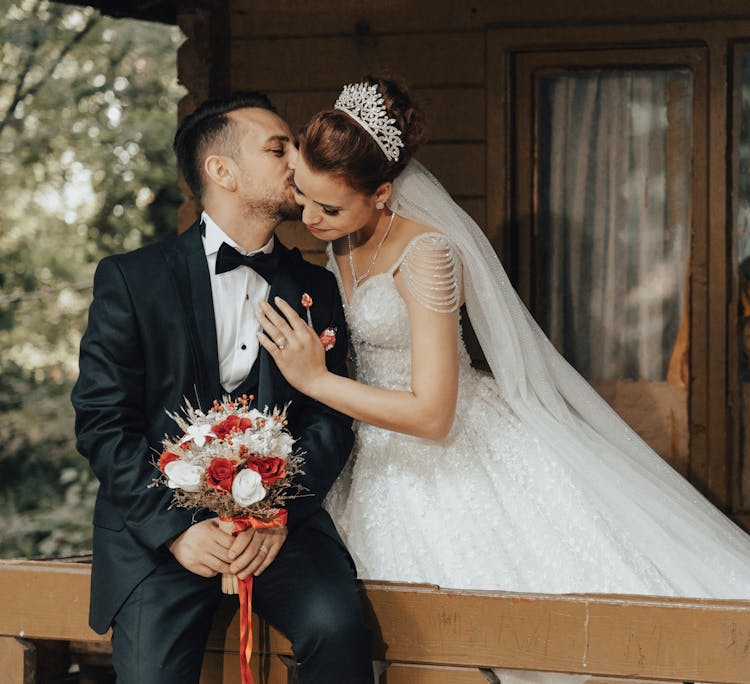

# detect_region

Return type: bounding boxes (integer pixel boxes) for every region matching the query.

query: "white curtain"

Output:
[537,70,692,382]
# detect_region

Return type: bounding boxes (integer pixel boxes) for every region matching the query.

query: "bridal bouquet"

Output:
[153,394,304,684]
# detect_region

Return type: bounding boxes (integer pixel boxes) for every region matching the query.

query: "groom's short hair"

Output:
[173,91,276,202]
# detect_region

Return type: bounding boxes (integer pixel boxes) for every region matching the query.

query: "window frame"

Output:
[487,22,748,517]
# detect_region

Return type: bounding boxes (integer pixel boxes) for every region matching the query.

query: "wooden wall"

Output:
[172,0,750,524]
[176,0,750,261]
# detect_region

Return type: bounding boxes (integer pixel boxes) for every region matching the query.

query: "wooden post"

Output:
[0,636,35,684]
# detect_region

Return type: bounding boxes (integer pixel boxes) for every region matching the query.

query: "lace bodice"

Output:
[326,233,471,393]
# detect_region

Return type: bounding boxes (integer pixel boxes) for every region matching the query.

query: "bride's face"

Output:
[291,153,380,240]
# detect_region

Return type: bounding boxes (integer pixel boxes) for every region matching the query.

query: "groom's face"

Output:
[228,107,301,221]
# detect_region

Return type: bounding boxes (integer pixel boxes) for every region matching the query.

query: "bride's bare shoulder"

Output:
[390,216,442,251]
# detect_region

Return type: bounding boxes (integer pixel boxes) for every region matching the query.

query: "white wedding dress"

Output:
[324,233,750,597]
[321,161,750,683]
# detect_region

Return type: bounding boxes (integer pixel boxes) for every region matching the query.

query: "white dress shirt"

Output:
[201,211,274,393]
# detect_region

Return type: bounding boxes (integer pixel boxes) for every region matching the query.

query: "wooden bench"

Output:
[1,559,749,683]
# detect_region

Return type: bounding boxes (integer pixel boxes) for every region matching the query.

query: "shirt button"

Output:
[240,344,247,350]
[245,294,249,300]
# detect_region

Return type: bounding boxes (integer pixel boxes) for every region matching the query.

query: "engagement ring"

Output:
[276,337,288,350]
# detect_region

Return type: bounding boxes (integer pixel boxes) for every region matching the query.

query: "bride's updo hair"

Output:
[299,75,424,195]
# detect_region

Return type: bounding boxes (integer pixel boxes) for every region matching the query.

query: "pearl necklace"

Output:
[347,211,396,288]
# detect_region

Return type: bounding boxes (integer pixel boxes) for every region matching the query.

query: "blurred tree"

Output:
[0,0,184,557]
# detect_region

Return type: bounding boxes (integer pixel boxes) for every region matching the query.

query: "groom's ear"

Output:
[204,154,238,192]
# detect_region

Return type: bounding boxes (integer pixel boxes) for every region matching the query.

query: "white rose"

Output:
[164,460,204,492]
[232,468,266,506]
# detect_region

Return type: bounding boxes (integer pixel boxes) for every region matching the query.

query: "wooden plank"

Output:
[384,662,488,683]
[228,0,489,38]
[205,583,750,683]
[271,87,485,142]
[371,587,750,683]
[3,562,750,682]
[584,596,750,682]
[417,144,485,197]
[733,512,750,534]
[0,560,107,643]
[372,586,589,673]
[455,198,485,227]
[418,88,485,142]
[730,43,748,519]
[0,636,35,684]
[586,679,677,684]
[228,0,750,38]
[592,380,688,476]
[704,34,730,506]
[486,29,511,260]
[229,34,484,91]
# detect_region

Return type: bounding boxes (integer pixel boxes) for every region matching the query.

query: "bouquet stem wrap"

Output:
[220,510,288,684]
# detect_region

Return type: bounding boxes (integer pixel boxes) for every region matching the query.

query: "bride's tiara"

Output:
[334,82,404,163]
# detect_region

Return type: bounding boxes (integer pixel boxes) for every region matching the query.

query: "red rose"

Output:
[158,451,181,472]
[245,456,286,486]
[206,457,237,493]
[211,415,253,440]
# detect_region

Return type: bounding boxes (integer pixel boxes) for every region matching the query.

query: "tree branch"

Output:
[0,0,44,133]
[0,9,100,138]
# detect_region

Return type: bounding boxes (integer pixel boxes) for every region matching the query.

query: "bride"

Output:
[256,76,750,607]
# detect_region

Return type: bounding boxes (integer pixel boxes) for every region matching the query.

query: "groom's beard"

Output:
[275,190,303,221]
[241,187,302,225]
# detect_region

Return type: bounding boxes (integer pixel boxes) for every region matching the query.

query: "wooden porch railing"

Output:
[1,559,749,683]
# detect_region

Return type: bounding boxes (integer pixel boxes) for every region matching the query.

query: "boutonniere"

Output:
[301,293,313,326]
[301,293,337,351]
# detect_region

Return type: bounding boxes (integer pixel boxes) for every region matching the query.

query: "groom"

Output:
[72,92,373,683]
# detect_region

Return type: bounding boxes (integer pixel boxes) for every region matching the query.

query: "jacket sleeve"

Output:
[284,274,354,529]
[71,256,195,550]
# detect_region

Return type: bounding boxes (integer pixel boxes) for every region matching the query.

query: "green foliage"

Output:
[0,0,184,558]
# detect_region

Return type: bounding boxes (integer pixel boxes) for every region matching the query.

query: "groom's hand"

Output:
[229,525,288,579]
[167,519,233,577]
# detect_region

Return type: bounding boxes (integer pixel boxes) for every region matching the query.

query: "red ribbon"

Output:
[223,510,288,684]
[238,574,254,684]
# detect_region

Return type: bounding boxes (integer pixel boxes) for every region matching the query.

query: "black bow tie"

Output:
[215,241,279,282]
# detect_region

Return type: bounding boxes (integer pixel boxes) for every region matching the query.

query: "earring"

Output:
[376,201,385,210]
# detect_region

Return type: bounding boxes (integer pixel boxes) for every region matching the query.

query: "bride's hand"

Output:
[256,297,328,395]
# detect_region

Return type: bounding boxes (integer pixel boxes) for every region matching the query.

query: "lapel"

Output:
[169,221,223,405]
[168,224,304,411]
[257,241,305,411]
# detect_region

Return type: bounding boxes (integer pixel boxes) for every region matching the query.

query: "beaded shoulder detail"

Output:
[395,232,461,313]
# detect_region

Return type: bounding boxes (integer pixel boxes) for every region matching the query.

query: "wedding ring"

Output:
[276,336,288,350]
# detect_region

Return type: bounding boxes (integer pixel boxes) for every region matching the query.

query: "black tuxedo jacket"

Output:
[72,221,354,634]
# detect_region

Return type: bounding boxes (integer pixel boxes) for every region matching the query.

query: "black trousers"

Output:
[110,526,373,683]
